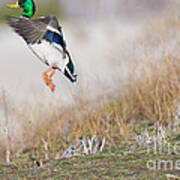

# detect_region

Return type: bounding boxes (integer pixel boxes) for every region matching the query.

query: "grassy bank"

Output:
[0,132,180,179]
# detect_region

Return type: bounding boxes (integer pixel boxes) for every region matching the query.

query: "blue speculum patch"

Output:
[47,30,64,47]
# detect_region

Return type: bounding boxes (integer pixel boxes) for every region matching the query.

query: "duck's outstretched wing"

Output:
[7,15,66,49]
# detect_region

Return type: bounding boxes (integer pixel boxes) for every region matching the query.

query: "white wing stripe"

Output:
[47,25,61,35]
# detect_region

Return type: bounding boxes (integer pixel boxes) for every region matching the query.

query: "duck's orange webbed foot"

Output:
[48,79,56,92]
[43,66,56,92]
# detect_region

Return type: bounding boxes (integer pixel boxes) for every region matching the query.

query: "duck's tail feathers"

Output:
[63,51,77,83]
[64,67,77,83]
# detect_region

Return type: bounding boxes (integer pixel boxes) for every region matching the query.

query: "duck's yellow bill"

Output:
[7,1,19,8]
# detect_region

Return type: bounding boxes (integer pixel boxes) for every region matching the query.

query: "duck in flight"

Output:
[7,0,77,92]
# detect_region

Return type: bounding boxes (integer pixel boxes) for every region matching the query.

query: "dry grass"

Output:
[69,55,180,143]
[126,56,180,124]
[67,17,180,145]
[0,17,180,162]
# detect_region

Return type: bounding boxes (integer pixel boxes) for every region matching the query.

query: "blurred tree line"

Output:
[61,0,169,20]
[0,0,176,23]
[0,0,62,22]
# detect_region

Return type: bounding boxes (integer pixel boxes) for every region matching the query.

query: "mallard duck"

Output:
[7,0,77,92]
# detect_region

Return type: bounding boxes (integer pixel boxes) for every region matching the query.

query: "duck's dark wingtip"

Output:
[6,16,20,22]
[6,16,22,31]
[6,16,17,25]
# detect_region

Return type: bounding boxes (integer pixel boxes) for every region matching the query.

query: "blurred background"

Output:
[0,0,179,116]
[0,0,176,21]
[0,0,179,121]
[0,0,177,102]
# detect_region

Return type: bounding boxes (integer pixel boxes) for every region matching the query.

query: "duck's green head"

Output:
[7,0,36,18]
